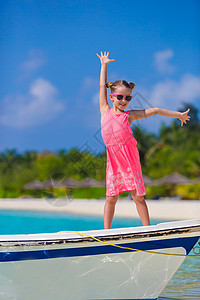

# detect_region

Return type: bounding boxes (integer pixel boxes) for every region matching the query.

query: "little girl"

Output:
[96,51,191,229]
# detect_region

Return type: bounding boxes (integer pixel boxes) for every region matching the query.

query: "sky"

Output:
[0,0,200,155]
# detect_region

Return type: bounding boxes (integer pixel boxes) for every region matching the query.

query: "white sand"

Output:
[0,198,199,220]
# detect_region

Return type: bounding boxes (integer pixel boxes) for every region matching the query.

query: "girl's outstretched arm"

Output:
[156,107,191,126]
[129,107,191,126]
[96,51,115,114]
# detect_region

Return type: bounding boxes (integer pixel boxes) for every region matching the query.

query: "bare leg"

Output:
[131,190,150,226]
[104,194,119,229]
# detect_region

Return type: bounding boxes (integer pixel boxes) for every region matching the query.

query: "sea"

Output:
[0,209,199,300]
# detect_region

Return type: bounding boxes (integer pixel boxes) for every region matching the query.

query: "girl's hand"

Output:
[179,108,191,126]
[96,51,115,65]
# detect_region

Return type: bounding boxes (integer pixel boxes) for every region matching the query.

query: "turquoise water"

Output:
[0,209,166,234]
[0,209,199,300]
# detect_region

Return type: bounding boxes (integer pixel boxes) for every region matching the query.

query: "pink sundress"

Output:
[101,107,146,197]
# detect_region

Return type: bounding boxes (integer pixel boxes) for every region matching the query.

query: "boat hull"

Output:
[0,219,199,300]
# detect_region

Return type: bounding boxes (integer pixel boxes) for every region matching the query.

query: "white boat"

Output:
[0,219,199,300]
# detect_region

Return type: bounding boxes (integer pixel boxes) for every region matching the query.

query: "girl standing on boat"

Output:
[96,51,191,229]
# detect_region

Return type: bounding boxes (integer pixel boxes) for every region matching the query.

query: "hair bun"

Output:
[106,81,114,88]
[128,82,135,89]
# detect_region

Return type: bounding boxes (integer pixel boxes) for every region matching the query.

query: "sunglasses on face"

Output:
[111,94,133,101]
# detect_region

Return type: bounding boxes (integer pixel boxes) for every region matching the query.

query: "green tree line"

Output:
[0,104,199,199]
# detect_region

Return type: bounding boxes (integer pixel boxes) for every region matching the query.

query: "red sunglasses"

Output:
[111,94,133,101]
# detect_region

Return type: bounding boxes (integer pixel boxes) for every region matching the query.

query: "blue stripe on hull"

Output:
[0,236,198,262]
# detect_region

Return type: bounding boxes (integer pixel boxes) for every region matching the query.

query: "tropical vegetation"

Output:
[0,104,199,199]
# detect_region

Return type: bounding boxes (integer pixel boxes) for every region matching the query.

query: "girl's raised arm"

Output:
[129,107,191,126]
[96,51,115,114]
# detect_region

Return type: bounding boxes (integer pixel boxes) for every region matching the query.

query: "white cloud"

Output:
[78,76,98,97]
[141,73,200,109]
[0,78,65,128]
[21,49,46,74]
[154,49,176,74]
[92,92,99,105]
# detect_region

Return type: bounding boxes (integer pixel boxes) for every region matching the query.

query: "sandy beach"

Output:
[0,198,199,220]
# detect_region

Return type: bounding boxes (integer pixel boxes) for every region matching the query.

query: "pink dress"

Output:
[101,107,146,197]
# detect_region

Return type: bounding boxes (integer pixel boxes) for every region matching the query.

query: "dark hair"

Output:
[106,80,135,93]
